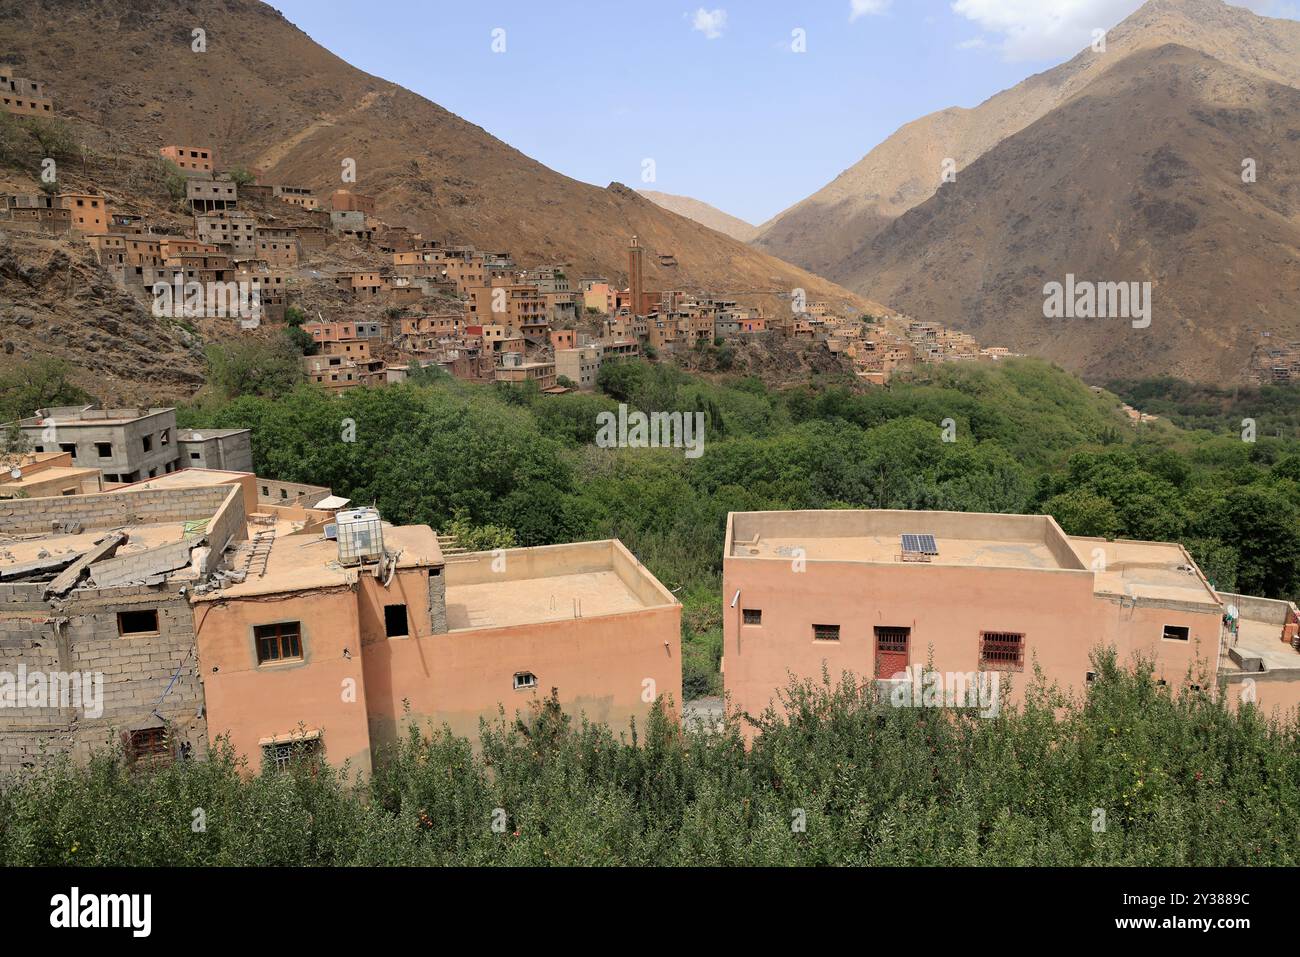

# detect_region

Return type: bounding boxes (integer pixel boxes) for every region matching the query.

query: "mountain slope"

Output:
[0,0,871,318]
[638,191,759,242]
[846,43,1300,382]
[753,0,1300,281]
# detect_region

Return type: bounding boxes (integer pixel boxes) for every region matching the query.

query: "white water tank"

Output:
[335,507,384,565]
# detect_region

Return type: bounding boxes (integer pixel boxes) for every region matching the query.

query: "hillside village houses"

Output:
[1,71,1015,395]
[0,73,1294,776]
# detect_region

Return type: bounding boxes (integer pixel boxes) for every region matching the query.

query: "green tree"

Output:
[204,334,303,400]
[0,357,89,423]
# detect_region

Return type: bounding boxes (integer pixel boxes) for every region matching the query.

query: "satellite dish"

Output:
[1226,604,1240,620]
[9,468,21,480]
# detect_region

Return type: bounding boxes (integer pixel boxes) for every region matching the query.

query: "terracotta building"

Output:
[193,511,680,773]
[159,145,215,176]
[723,509,1300,732]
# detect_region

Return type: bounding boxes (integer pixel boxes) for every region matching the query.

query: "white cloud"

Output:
[956,35,988,49]
[951,0,1298,62]
[850,0,892,20]
[691,8,727,39]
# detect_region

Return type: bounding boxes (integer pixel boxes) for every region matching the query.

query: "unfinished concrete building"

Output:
[186,178,238,213]
[0,482,246,770]
[11,406,182,483]
[177,429,253,473]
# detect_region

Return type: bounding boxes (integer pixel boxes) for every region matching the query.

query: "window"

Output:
[874,627,910,678]
[979,632,1025,671]
[263,738,321,772]
[254,621,302,664]
[513,672,538,691]
[812,623,840,642]
[127,727,171,766]
[118,609,159,636]
[59,442,76,459]
[95,442,112,458]
[742,609,762,626]
[1162,625,1190,642]
[1085,671,1098,683]
[160,428,170,446]
[384,604,409,638]
[190,452,201,460]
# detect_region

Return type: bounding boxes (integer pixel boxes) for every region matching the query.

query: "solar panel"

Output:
[901,533,939,555]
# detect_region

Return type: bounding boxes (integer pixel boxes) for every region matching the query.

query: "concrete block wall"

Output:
[427,567,447,635]
[0,484,230,534]
[0,582,206,771]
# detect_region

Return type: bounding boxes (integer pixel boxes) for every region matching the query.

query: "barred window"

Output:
[980,632,1025,671]
[812,623,840,642]
[742,609,762,626]
[127,727,171,766]
[263,738,320,772]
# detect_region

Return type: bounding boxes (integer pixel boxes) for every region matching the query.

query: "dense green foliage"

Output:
[0,356,90,423]
[176,357,1300,696]
[1111,377,1300,436]
[3,659,1297,865]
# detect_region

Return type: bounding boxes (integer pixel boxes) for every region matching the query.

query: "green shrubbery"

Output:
[169,357,1300,697]
[3,658,1297,866]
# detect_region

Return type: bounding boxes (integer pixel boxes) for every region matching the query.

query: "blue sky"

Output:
[270,0,1299,224]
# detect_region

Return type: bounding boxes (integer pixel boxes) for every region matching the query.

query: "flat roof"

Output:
[177,429,250,440]
[120,468,252,491]
[727,510,1222,608]
[446,570,645,630]
[728,510,1080,572]
[0,520,197,575]
[1066,538,1220,608]
[0,465,99,488]
[1225,617,1300,674]
[15,406,173,427]
[441,540,677,630]
[196,521,443,600]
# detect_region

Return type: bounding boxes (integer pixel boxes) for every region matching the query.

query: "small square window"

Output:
[1162,625,1190,642]
[513,672,537,691]
[263,738,320,772]
[1085,671,1098,683]
[812,623,840,642]
[384,604,409,638]
[127,727,171,766]
[979,631,1025,671]
[742,609,762,626]
[95,442,112,458]
[254,622,302,663]
[118,609,159,636]
[59,442,76,459]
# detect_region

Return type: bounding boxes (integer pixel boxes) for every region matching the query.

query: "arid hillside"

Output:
[753,0,1300,291]
[0,0,874,321]
[845,44,1300,382]
[639,191,759,243]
